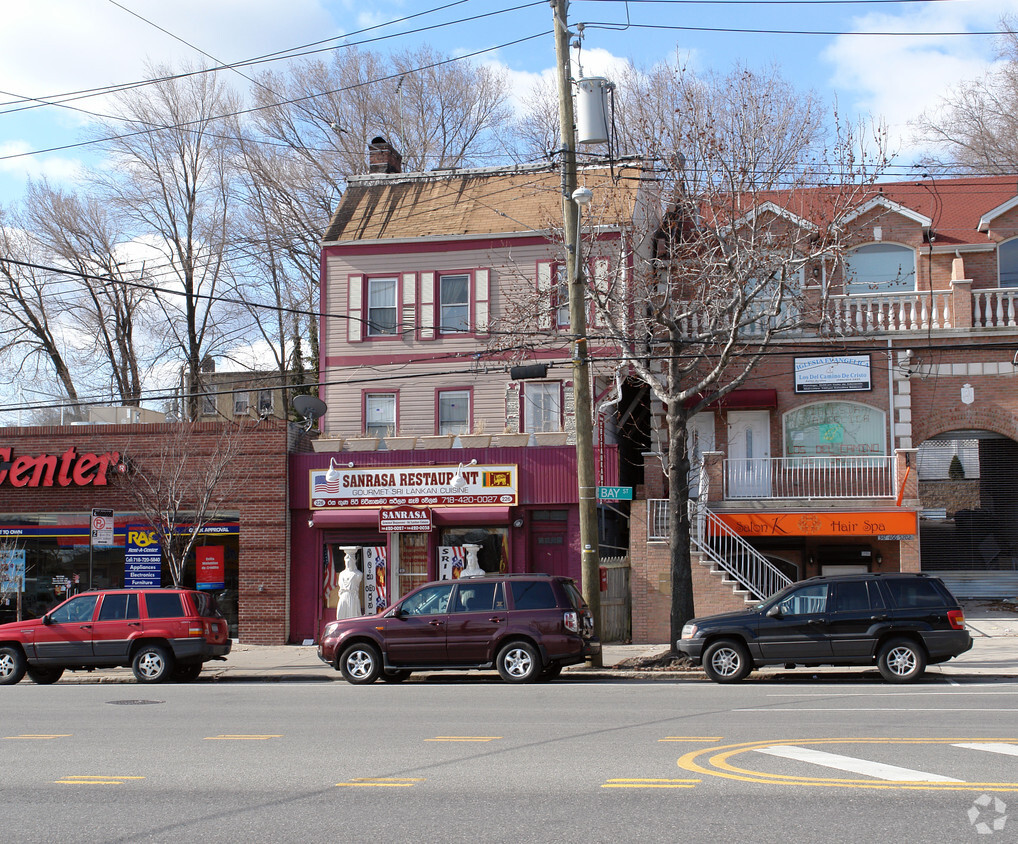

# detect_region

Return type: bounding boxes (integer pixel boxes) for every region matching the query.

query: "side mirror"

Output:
[42,614,53,626]
[766,604,782,619]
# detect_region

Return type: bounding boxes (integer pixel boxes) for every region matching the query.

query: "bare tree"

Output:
[914,16,1018,173]
[118,423,244,588]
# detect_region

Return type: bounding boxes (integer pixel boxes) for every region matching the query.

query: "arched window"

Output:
[999,238,1018,288]
[844,243,915,294]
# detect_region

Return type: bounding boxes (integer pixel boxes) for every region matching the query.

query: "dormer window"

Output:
[844,244,915,294]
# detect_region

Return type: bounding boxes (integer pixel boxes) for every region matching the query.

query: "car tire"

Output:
[877,637,926,683]
[172,663,203,682]
[496,641,542,683]
[26,666,64,685]
[131,644,174,684]
[702,638,752,683]
[379,668,411,683]
[537,661,563,682]
[0,646,27,685]
[339,643,382,685]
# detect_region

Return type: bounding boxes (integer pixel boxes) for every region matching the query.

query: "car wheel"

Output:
[379,668,412,683]
[877,638,926,683]
[537,661,563,682]
[172,663,203,682]
[702,639,752,683]
[26,666,64,685]
[0,646,27,685]
[131,645,174,684]
[339,643,381,685]
[496,641,542,683]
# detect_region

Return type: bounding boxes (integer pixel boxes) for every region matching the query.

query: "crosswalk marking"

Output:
[953,742,1018,758]
[753,745,963,782]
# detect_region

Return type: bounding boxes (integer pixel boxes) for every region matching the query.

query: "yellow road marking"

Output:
[425,736,502,742]
[678,738,1018,792]
[336,778,423,788]
[55,776,145,785]
[5,734,71,740]
[204,735,282,740]
[603,778,700,789]
[659,737,722,742]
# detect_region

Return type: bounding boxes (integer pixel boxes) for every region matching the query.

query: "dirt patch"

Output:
[614,651,697,671]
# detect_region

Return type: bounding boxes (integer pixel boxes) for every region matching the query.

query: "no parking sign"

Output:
[91,508,114,546]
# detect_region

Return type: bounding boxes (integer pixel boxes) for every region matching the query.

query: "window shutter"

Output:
[592,259,611,327]
[475,268,490,335]
[536,261,553,329]
[347,274,363,342]
[419,272,435,340]
[402,273,417,337]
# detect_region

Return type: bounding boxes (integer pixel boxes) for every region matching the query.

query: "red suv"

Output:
[0,588,231,685]
[318,574,600,684]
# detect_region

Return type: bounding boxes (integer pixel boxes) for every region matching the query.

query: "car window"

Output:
[191,591,220,617]
[882,578,945,609]
[561,581,585,611]
[401,585,453,616]
[144,592,186,618]
[867,580,886,610]
[831,581,870,613]
[451,582,497,613]
[49,595,99,624]
[510,580,557,610]
[98,593,140,621]
[775,583,828,615]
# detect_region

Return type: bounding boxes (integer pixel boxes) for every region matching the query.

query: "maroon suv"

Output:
[0,588,231,685]
[318,573,600,684]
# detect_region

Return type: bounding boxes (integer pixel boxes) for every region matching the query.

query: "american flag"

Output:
[313,474,341,495]
[323,553,336,603]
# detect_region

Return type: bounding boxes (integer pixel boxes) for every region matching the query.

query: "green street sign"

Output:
[597,486,633,500]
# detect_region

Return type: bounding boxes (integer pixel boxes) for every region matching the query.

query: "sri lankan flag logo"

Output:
[483,470,511,488]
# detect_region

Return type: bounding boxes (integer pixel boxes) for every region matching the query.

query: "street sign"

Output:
[597,486,633,501]
[91,508,114,546]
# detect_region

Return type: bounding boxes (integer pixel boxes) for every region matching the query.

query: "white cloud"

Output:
[0,142,82,185]
[822,2,1018,158]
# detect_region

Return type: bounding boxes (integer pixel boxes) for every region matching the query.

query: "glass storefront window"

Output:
[439,526,508,574]
[783,402,886,458]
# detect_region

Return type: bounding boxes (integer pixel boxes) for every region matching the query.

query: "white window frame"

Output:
[523,382,562,432]
[437,390,470,435]
[365,393,396,437]
[439,273,470,333]
[844,243,916,294]
[367,277,398,336]
[999,238,1018,288]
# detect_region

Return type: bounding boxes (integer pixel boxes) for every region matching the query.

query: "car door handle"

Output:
[79,624,92,630]
[870,614,889,621]
[807,619,823,625]
[428,620,444,627]
[488,616,503,623]
[128,622,141,627]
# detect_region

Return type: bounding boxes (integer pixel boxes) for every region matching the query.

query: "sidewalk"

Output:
[49,600,1017,684]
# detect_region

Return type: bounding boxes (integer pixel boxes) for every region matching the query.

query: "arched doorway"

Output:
[917,431,1018,597]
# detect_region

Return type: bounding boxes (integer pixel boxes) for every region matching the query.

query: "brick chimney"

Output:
[368,137,402,174]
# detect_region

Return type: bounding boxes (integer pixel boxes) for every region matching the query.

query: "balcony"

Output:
[722,456,895,500]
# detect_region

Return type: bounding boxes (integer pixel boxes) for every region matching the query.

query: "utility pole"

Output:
[552,0,602,663]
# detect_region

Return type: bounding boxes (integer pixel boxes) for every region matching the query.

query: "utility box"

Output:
[576,77,611,145]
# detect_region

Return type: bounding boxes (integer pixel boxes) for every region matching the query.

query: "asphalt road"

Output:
[3,678,1017,843]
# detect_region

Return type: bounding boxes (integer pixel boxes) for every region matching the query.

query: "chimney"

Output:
[368,137,402,174]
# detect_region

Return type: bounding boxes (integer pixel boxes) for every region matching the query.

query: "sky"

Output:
[1,0,1016,209]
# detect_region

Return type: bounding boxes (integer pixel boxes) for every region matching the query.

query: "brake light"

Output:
[187,624,204,637]
[947,609,966,630]
[563,611,579,633]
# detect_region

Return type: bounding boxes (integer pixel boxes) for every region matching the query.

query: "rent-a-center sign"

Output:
[309,464,518,509]
[0,447,121,488]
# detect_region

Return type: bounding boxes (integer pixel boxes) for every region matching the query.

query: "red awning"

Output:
[311,507,511,529]
[685,388,778,410]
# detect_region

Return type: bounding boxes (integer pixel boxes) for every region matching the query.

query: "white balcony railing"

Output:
[827,290,953,333]
[724,456,894,499]
[973,288,1018,328]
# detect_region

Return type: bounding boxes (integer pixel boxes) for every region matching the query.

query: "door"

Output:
[32,594,99,662]
[827,580,886,658]
[443,581,506,664]
[91,592,141,662]
[384,583,453,665]
[755,582,832,661]
[688,412,716,498]
[529,527,569,578]
[727,410,772,497]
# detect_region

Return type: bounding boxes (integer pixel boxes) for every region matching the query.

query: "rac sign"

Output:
[0,447,122,488]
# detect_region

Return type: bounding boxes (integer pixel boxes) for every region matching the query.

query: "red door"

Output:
[529,527,570,578]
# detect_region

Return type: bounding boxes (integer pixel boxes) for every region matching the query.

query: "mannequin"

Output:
[335,546,364,619]
[459,543,484,578]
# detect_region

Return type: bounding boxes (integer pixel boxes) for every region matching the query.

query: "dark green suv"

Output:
[678,573,972,683]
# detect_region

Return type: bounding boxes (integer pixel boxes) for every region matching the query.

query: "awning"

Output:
[685,388,778,410]
[312,506,512,529]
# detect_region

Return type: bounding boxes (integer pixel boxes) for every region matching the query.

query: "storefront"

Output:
[0,421,291,643]
[288,445,619,642]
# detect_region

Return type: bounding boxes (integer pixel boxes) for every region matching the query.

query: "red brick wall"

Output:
[0,421,290,644]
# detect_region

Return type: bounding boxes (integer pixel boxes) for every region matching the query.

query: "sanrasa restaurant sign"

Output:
[310,464,518,509]
[0,447,121,488]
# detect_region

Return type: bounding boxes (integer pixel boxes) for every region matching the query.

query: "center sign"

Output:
[310,464,518,509]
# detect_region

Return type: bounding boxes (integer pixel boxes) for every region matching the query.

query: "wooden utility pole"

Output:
[552,0,602,662]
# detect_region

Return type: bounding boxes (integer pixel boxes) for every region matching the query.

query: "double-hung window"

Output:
[365,393,396,437]
[523,382,561,432]
[437,390,470,435]
[367,277,398,336]
[439,273,470,333]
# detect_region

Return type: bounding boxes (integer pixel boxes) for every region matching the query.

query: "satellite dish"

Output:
[293,395,328,431]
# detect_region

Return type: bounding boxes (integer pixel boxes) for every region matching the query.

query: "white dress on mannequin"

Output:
[335,547,363,619]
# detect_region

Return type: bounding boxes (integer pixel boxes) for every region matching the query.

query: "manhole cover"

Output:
[106,700,165,706]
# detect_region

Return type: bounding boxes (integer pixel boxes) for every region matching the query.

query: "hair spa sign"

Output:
[0,447,122,488]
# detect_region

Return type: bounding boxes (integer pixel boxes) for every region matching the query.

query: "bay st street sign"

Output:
[597,486,633,500]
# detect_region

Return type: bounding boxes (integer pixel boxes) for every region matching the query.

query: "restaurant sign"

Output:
[310,464,518,509]
[379,507,433,532]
